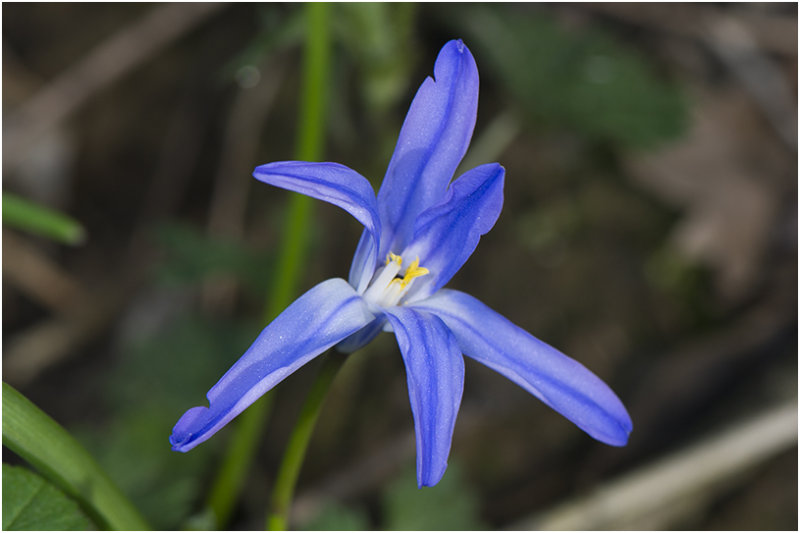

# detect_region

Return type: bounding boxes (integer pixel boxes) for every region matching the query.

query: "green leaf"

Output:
[3,464,94,530]
[382,462,486,530]
[2,383,149,530]
[455,6,688,149]
[2,193,86,245]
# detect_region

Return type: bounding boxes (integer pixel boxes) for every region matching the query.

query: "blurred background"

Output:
[3,3,797,530]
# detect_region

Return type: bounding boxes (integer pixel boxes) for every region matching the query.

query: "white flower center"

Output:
[362,252,429,309]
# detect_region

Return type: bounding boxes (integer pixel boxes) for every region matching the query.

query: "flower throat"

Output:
[362,252,429,308]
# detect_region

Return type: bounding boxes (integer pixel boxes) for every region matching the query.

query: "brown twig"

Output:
[201,59,287,314]
[2,230,85,314]
[513,401,797,530]
[704,14,797,149]
[3,274,141,387]
[4,3,223,172]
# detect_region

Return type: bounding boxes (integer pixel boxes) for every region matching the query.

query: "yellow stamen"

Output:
[386,252,403,266]
[392,257,430,288]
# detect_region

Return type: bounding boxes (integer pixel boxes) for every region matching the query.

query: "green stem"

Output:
[205,2,331,527]
[2,193,86,245]
[293,2,330,163]
[205,394,274,526]
[2,382,150,530]
[266,353,346,530]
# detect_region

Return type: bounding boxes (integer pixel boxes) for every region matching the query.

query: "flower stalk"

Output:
[266,353,345,530]
[204,3,330,527]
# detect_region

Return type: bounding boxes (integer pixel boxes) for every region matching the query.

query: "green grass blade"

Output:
[2,382,150,530]
[2,193,86,245]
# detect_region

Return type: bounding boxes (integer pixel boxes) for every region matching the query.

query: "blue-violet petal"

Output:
[376,39,479,256]
[403,163,504,301]
[384,306,465,487]
[170,278,374,452]
[253,161,381,291]
[414,290,633,446]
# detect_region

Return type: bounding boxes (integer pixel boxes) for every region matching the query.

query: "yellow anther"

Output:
[397,257,429,288]
[386,252,403,266]
[365,254,429,308]
[404,257,429,280]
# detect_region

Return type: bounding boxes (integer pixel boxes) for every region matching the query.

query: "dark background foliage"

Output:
[3,3,797,530]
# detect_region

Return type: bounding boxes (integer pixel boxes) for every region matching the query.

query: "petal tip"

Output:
[169,405,209,452]
[598,415,633,447]
[418,468,446,488]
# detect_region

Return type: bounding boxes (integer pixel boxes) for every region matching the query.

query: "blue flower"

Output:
[171,39,632,487]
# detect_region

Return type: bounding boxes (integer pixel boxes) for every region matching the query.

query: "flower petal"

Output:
[335,315,386,354]
[384,306,465,487]
[377,39,479,256]
[414,290,632,446]
[170,278,374,452]
[348,228,379,293]
[403,163,504,301]
[253,161,381,290]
